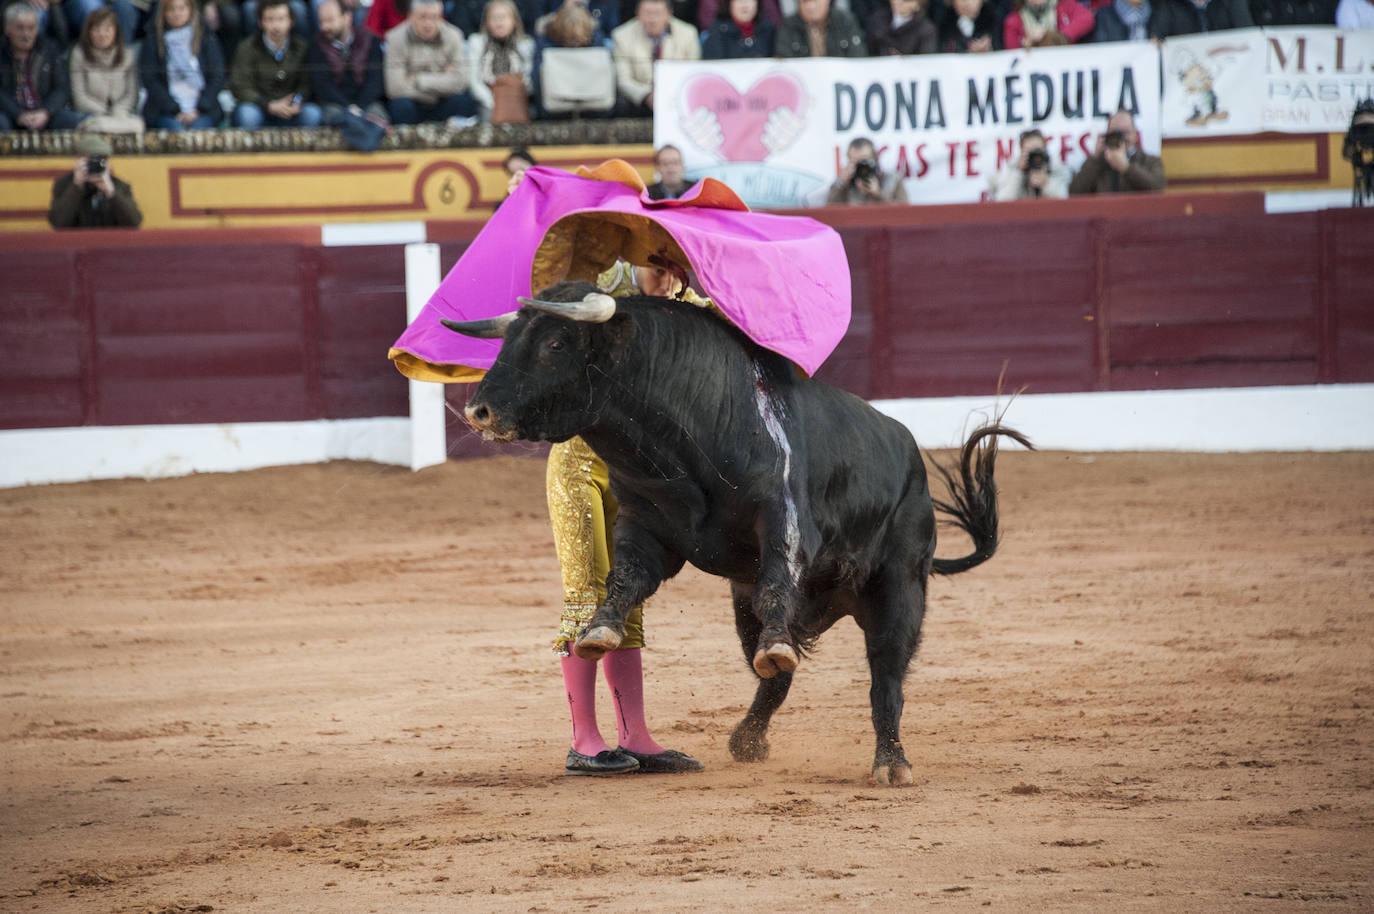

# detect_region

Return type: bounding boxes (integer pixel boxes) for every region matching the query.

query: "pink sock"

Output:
[561,654,612,756]
[602,648,666,755]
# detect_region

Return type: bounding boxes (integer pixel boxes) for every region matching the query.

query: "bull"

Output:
[446,282,1030,785]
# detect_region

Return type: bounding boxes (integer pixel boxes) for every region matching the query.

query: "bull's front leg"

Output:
[750,541,803,678]
[751,585,801,678]
[574,530,683,661]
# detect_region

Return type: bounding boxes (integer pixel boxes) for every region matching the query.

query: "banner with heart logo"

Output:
[654,44,1161,207]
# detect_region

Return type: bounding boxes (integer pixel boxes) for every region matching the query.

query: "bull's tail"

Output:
[929,422,1033,576]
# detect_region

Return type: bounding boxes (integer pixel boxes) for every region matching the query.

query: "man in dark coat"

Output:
[866,0,937,54]
[645,145,691,200]
[1149,0,1251,36]
[1091,0,1152,41]
[48,135,143,229]
[308,0,389,124]
[938,0,1003,51]
[0,4,81,131]
[775,0,866,56]
[230,0,322,126]
[1069,109,1166,195]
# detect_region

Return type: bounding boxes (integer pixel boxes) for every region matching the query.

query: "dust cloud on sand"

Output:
[1,452,1371,912]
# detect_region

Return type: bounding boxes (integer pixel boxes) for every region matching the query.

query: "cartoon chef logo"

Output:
[1170,46,1244,128]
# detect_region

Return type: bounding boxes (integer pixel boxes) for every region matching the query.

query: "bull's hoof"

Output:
[752,641,798,677]
[765,642,799,672]
[871,761,915,787]
[573,625,622,660]
[729,726,769,763]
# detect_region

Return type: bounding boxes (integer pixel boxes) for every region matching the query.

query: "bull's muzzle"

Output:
[463,399,516,442]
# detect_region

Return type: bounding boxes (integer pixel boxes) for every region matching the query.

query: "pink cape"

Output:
[389,164,851,380]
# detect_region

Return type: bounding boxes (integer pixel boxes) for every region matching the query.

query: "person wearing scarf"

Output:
[139,0,225,129]
[466,0,536,123]
[1003,0,1092,48]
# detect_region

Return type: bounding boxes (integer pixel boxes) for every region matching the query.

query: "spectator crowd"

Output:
[3,0,1367,135]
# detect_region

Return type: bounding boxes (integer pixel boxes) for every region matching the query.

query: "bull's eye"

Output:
[546,339,564,352]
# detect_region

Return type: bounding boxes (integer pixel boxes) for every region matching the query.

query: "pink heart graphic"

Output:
[684,73,805,162]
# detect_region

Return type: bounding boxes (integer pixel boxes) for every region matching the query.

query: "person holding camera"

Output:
[1342,97,1374,207]
[826,136,908,205]
[990,128,1069,201]
[47,134,143,229]
[1069,109,1165,195]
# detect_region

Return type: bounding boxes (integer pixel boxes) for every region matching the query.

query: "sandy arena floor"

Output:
[1,449,1371,913]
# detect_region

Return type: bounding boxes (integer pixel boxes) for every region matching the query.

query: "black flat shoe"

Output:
[564,747,640,776]
[618,747,704,774]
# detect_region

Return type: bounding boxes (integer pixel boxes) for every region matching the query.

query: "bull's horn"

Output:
[440,312,518,338]
[516,292,617,323]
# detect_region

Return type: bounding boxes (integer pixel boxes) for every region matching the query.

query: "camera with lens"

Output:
[1023,149,1049,171]
[850,158,878,187]
[1103,130,1126,151]
[87,155,108,176]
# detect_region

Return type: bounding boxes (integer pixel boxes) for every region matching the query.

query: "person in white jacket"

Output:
[383,0,475,124]
[1335,0,1374,29]
[466,0,536,123]
[990,128,1070,202]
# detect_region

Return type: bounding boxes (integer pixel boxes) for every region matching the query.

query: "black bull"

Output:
[446,282,1030,785]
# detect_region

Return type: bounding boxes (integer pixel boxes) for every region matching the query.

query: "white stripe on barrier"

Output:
[4,385,1370,488]
[0,418,412,489]
[321,221,428,247]
[872,384,1374,453]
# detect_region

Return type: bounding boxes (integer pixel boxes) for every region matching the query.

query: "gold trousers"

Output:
[546,436,645,655]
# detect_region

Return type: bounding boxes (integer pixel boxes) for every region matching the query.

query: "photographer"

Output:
[990,128,1069,201]
[1069,109,1165,196]
[48,135,143,230]
[1342,98,1374,207]
[826,136,909,205]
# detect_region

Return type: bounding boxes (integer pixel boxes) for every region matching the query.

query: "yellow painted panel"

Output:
[2,171,58,213]
[0,144,655,232]
[0,134,1357,233]
[1163,140,1318,180]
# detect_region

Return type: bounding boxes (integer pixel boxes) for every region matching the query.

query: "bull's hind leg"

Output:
[861,572,927,787]
[728,583,794,762]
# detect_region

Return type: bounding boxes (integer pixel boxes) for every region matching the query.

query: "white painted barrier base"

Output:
[0,418,411,488]
[873,383,1374,452]
[2,384,1370,489]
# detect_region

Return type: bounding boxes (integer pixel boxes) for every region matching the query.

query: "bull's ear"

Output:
[604,312,635,349]
[441,312,517,339]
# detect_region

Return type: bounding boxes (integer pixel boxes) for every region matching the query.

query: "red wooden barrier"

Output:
[1,196,1371,439]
